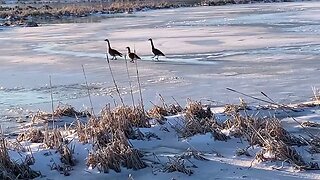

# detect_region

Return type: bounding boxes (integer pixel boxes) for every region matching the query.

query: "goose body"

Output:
[126,47,141,63]
[148,38,165,60]
[104,39,122,60]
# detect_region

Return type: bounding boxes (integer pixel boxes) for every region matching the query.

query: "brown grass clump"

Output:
[301,121,320,128]
[76,106,148,173]
[0,136,40,179]
[86,131,146,173]
[167,103,184,114]
[31,103,89,123]
[17,128,44,143]
[185,100,212,120]
[308,138,320,154]
[223,109,317,169]
[113,106,150,128]
[55,144,76,176]
[255,140,317,170]
[53,103,90,118]
[223,113,305,146]
[163,157,193,176]
[180,149,209,161]
[181,100,228,141]
[148,96,184,124]
[148,105,169,123]
[223,98,248,114]
[43,128,64,149]
[59,144,76,167]
[76,105,149,145]
[263,118,305,146]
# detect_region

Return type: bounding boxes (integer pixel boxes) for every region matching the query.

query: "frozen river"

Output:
[0,1,320,132]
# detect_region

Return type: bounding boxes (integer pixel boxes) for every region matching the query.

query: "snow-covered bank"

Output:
[2,100,320,179]
[1,1,320,133]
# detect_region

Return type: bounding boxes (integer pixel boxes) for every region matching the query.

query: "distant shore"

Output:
[0,0,311,27]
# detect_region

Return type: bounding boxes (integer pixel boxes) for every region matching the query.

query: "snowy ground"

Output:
[7,102,320,180]
[1,1,320,133]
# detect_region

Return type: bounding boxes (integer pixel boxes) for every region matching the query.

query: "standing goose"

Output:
[104,39,123,60]
[148,38,165,60]
[126,47,141,63]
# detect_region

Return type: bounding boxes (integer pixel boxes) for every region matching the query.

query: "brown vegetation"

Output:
[0,135,40,179]
[0,0,300,26]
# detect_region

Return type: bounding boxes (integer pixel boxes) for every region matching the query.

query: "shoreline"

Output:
[0,0,313,27]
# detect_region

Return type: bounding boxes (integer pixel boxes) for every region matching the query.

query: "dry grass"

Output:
[180,148,209,161]
[185,100,212,120]
[7,96,320,175]
[223,98,248,114]
[301,121,320,128]
[148,105,169,123]
[59,144,76,167]
[113,105,150,128]
[180,100,229,141]
[255,140,314,170]
[31,103,90,123]
[223,109,317,170]
[17,128,44,143]
[76,105,149,146]
[148,102,183,124]
[201,0,252,6]
[75,105,149,173]
[223,113,305,146]
[0,135,40,179]
[0,0,191,26]
[163,156,193,176]
[43,128,64,149]
[86,131,146,173]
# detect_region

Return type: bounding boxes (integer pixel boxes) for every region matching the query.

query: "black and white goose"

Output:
[104,39,122,60]
[126,47,141,63]
[148,38,165,60]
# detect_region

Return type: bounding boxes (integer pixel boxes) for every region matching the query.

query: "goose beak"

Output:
[104,39,108,41]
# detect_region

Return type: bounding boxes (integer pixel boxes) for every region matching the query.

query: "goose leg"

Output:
[114,56,117,60]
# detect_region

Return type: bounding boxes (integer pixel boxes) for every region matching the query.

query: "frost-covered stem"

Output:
[81,65,95,116]
[49,75,54,128]
[125,55,135,107]
[260,91,318,140]
[106,54,125,106]
[134,59,145,113]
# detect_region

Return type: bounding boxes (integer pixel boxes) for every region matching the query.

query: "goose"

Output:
[148,38,165,60]
[104,39,122,60]
[126,47,141,63]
